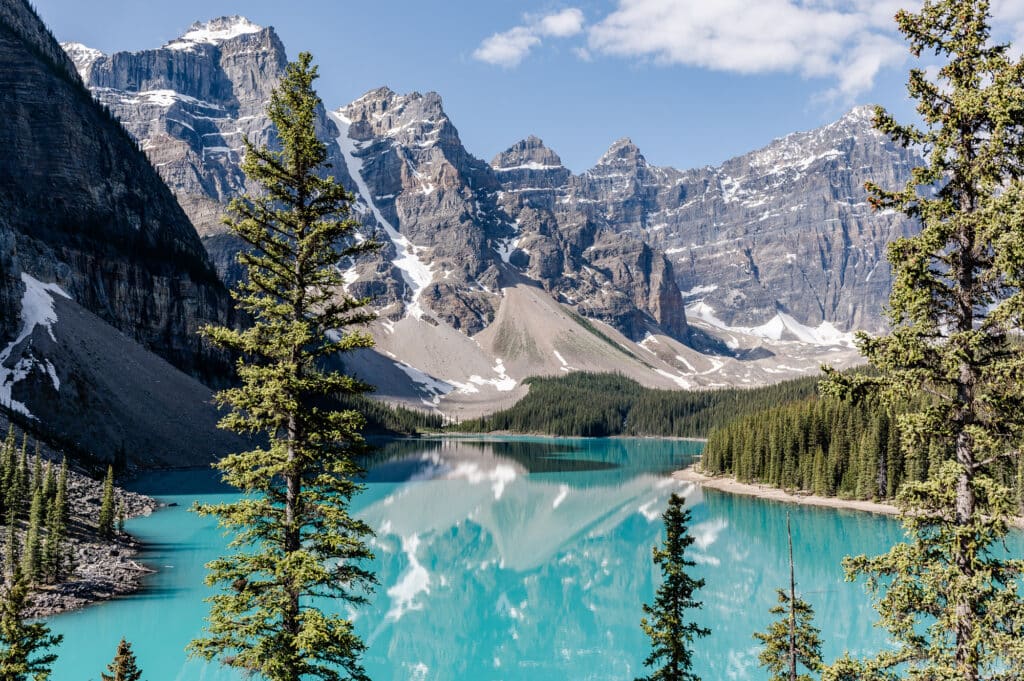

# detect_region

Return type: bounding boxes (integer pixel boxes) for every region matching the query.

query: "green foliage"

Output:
[754,515,822,681]
[335,395,442,436]
[97,465,115,540]
[41,459,68,584]
[755,590,822,681]
[703,393,919,499]
[101,638,143,681]
[637,493,709,681]
[188,52,377,681]
[19,489,42,584]
[819,2,1024,679]
[455,372,819,438]
[0,567,62,680]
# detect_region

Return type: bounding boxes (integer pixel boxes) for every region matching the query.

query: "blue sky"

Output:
[32,0,1024,172]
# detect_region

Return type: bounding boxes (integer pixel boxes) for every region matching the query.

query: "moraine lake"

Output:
[45,437,1024,680]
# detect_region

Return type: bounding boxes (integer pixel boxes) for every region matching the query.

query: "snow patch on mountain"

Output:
[59,42,103,80]
[0,273,70,418]
[165,16,263,50]
[686,301,855,348]
[330,111,434,319]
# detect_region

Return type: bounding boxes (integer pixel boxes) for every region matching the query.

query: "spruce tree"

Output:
[19,488,42,584]
[98,465,115,539]
[3,511,16,586]
[0,566,61,680]
[636,493,709,681]
[187,52,377,681]
[822,1,1024,678]
[754,514,822,681]
[101,638,143,681]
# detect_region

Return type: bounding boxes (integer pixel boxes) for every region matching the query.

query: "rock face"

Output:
[64,16,356,284]
[565,109,919,333]
[0,0,230,381]
[66,25,693,343]
[492,137,690,342]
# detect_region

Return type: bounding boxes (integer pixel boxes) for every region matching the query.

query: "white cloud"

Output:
[587,0,912,99]
[473,8,584,67]
[538,8,585,37]
[474,0,1024,94]
[474,27,541,67]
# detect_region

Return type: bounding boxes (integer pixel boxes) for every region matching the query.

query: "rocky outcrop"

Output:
[0,0,230,380]
[493,137,690,342]
[64,16,357,283]
[567,108,919,332]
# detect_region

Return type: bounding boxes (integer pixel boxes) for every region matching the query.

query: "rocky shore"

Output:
[0,416,160,618]
[24,470,158,618]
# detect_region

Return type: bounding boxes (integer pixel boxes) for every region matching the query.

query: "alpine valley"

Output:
[3,5,921,444]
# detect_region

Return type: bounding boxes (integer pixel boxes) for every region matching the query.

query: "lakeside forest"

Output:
[4,0,1024,680]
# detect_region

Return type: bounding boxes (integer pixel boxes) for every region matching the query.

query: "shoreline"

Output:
[674,464,900,517]
[674,464,1024,529]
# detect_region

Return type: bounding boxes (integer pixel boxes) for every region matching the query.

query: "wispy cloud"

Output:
[475,1,1024,100]
[588,0,909,100]
[473,8,584,67]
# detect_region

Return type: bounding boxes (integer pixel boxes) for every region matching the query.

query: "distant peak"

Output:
[841,104,878,124]
[344,87,449,125]
[60,42,104,80]
[165,16,264,50]
[491,136,564,170]
[60,41,103,58]
[597,137,644,165]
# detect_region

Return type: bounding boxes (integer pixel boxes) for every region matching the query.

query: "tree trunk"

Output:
[788,513,797,681]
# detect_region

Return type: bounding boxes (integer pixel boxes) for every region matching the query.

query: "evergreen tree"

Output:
[822,1,1024,678]
[0,428,15,519]
[41,474,66,584]
[636,493,709,681]
[97,465,115,539]
[187,52,377,681]
[116,501,125,535]
[19,488,42,584]
[3,511,16,586]
[0,566,61,680]
[100,638,143,681]
[754,514,822,681]
[56,459,68,527]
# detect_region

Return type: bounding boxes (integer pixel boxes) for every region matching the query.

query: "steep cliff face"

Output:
[566,108,919,333]
[0,0,229,380]
[65,16,356,283]
[332,88,508,333]
[0,0,240,465]
[492,137,690,342]
[66,22,692,344]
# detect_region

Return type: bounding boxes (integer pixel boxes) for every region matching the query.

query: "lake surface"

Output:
[46,437,1023,680]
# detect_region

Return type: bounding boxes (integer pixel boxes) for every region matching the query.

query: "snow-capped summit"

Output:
[165,16,264,50]
[59,41,103,80]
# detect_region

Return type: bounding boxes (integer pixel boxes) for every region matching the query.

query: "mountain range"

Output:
[0,3,919,462]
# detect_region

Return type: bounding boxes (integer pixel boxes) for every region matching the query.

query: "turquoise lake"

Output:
[44,436,1024,680]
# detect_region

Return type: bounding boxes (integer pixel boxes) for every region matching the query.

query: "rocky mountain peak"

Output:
[59,41,103,80]
[164,15,265,50]
[596,137,645,167]
[491,136,564,171]
[342,87,451,146]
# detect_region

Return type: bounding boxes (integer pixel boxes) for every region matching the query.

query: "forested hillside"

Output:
[453,373,819,438]
[701,392,1024,509]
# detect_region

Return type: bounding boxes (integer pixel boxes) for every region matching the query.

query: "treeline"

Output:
[335,394,444,435]
[452,372,820,438]
[702,392,1024,507]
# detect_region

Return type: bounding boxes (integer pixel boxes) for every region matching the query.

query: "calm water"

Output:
[45,437,1022,680]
